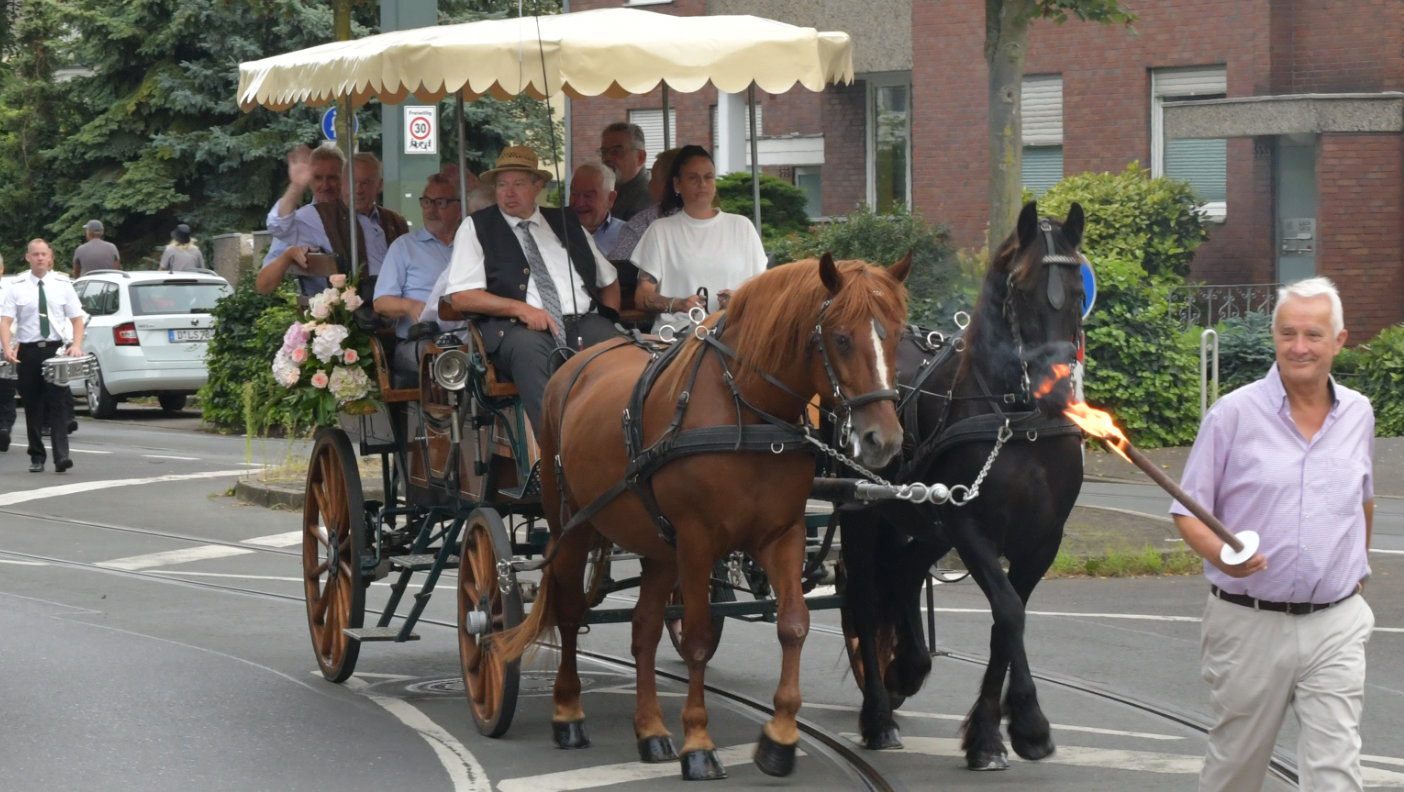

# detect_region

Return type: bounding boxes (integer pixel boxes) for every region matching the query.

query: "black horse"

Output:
[840,200,1087,770]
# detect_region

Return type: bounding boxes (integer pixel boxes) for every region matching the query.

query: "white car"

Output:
[70,268,232,418]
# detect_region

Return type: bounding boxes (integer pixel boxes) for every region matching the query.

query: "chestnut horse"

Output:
[497,254,910,780]
[841,201,1087,770]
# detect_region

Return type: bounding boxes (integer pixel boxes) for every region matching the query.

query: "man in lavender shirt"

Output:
[1172,276,1374,792]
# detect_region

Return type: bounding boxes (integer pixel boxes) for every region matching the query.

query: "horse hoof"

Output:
[864,727,903,750]
[637,735,678,763]
[967,750,1009,771]
[753,729,798,777]
[1013,737,1055,761]
[679,749,727,780]
[552,720,590,749]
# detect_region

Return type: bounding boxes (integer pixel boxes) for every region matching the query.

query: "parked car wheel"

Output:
[157,393,187,412]
[85,364,118,419]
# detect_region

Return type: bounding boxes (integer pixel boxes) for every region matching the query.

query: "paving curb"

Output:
[235,476,383,510]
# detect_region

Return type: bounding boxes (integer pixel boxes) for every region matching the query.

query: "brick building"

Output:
[563,0,1404,338]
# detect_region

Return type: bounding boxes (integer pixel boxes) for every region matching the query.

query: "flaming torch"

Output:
[1039,365,1260,566]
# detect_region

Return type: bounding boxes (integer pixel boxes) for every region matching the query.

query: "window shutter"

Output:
[1153,67,1227,99]
[1021,75,1062,146]
[1165,139,1227,202]
[1022,146,1064,195]
[627,108,678,170]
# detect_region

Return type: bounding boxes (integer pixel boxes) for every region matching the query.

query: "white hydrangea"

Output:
[328,364,371,403]
[311,324,349,363]
[271,350,301,387]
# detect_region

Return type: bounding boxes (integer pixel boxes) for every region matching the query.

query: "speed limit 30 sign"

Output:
[404,106,437,155]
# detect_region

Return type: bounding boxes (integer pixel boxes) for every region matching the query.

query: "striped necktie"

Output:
[516,220,567,347]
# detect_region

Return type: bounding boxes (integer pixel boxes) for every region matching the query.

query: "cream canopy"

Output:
[237,7,853,111]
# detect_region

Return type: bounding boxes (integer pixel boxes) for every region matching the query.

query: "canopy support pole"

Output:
[456,91,469,205]
[748,83,761,234]
[662,85,671,150]
[339,94,359,280]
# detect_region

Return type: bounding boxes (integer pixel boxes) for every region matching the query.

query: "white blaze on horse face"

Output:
[869,319,891,392]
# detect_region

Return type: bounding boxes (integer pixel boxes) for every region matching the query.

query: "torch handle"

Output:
[1120,442,1245,554]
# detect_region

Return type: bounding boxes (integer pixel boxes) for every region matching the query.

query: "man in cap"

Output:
[599,121,650,221]
[443,146,621,432]
[72,219,119,277]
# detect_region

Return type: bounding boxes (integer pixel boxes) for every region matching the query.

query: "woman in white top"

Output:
[632,145,767,335]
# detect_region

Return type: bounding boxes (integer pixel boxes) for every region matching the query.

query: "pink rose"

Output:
[342,292,364,311]
[329,274,348,289]
[290,347,308,364]
[342,348,359,364]
[310,371,330,389]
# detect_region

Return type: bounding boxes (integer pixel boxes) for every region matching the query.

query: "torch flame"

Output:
[1032,363,1072,399]
[1064,402,1132,463]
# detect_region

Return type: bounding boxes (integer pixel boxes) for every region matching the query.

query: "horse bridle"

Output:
[812,296,900,447]
[1002,219,1085,402]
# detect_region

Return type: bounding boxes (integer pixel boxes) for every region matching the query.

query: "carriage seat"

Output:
[436,298,519,398]
[368,335,420,403]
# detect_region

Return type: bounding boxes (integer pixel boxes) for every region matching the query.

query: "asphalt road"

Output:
[1,409,1401,790]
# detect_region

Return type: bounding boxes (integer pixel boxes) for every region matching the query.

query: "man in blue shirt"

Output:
[374,172,462,385]
[569,160,622,255]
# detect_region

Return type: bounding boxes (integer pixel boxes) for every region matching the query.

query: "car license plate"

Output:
[170,328,213,342]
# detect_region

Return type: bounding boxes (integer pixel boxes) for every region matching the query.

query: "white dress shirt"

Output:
[0,271,84,343]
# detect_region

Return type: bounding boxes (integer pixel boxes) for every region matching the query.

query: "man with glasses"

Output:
[599,121,650,221]
[374,172,463,386]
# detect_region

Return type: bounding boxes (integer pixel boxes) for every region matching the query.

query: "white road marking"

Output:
[497,743,793,791]
[872,734,1205,774]
[346,678,491,792]
[0,558,47,566]
[0,468,250,506]
[143,454,200,461]
[800,701,1181,741]
[70,448,113,454]
[147,570,302,583]
[241,530,303,548]
[98,545,253,571]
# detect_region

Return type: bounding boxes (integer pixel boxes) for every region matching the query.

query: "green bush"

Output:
[200,272,293,431]
[1344,324,1404,436]
[1082,257,1202,448]
[715,171,810,243]
[770,203,969,330]
[1033,162,1209,278]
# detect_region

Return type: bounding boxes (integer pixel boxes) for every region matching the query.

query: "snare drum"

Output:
[42,354,98,387]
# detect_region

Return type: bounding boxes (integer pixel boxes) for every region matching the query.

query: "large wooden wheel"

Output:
[458,507,523,738]
[303,427,367,683]
[666,559,736,664]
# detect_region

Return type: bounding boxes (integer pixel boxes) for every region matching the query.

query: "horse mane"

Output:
[653,258,908,405]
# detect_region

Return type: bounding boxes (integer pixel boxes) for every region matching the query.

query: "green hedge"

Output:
[1340,324,1404,436]
[769,203,968,329]
[199,272,306,434]
[715,171,811,244]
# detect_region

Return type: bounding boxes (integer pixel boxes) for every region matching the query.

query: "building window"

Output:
[794,166,823,218]
[709,103,763,151]
[1152,66,1227,220]
[627,108,678,171]
[866,73,911,213]
[1021,74,1063,195]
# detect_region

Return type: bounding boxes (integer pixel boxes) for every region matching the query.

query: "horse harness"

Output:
[553,299,899,548]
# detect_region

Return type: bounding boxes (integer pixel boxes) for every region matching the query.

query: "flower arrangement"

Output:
[271,274,380,426]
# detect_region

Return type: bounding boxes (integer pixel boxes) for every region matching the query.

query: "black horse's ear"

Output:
[1063,202,1085,250]
[819,252,843,295]
[1016,201,1040,249]
[888,249,913,283]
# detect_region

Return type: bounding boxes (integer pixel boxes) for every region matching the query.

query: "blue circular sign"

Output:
[320,107,359,141]
[1081,259,1097,318]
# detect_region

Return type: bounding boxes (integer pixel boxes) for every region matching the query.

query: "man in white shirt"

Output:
[444,146,621,431]
[0,253,14,452]
[0,240,86,472]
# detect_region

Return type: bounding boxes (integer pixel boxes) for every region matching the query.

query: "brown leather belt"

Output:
[1211,584,1355,615]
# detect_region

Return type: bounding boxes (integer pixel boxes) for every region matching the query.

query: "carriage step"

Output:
[389,554,459,571]
[499,460,542,501]
[344,627,420,642]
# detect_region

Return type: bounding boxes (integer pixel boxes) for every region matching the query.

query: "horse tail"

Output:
[494,564,558,664]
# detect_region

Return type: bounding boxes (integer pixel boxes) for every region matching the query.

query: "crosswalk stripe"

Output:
[97,545,252,571]
[497,743,797,791]
[241,530,303,548]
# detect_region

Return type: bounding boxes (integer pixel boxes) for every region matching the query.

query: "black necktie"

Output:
[37,279,50,339]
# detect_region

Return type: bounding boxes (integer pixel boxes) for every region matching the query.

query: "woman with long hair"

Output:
[158,224,205,272]
[631,145,766,334]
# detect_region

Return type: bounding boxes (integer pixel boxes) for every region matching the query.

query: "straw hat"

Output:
[479,146,553,185]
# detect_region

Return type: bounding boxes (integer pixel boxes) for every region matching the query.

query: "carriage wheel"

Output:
[458,507,523,738]
[303,427,368,683]
[840,603,906,710]
[666,560,736,664]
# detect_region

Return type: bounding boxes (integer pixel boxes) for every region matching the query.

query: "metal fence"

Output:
[1169,282,1278,331]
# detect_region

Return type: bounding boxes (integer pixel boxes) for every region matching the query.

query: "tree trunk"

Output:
[986,0,1035,249]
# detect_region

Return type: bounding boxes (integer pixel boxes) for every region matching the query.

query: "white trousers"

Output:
[1198,591,1374,792]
